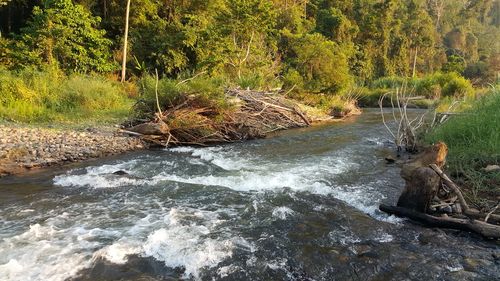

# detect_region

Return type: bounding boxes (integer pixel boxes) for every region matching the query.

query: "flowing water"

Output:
[1,109,499,281]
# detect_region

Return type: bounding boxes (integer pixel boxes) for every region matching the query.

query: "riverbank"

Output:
[424,87,500,209]
[0,124,144,177]
[0,107,358,178]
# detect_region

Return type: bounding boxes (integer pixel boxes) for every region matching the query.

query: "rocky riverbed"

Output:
[0,124,144,177]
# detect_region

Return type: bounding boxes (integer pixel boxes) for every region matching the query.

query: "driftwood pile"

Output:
[380,142,500,239]
[122,89,311,146]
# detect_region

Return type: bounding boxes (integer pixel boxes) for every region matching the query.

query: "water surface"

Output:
[1,109,498,281]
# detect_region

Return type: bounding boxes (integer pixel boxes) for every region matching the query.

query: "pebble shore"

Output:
[0,124,144,177]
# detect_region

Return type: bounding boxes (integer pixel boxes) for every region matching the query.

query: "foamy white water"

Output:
[5,111,486,281]
[3,142,397,280]
[0,205,244,281]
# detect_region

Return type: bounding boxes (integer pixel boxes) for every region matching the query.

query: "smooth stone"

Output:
[483,165,500,172]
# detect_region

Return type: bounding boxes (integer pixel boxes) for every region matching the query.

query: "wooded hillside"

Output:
[1,0,498,89]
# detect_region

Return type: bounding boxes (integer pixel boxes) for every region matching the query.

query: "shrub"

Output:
[371,76,409,89]
[237,74,265,90]
[463,61,490,83]
[415,76,441,99]
[282,69,304,92]
[0,68,132,123]
[441,74,474,98]
[285,33,352,94]
[370,73,474,100]
[356,87,389,107]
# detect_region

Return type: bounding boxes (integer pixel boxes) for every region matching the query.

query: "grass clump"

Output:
[288,91,359,117]
[134,75,232,120]
[0,68,133,124]
[425,86,500,206]
[358,73,474,107]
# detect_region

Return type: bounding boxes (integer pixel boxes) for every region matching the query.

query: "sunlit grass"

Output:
[425,86,500,206]
[0,68,134,124]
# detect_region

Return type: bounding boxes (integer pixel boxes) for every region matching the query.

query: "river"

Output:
[0,109,498,281]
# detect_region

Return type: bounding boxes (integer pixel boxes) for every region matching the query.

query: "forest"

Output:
[1,0,498,91]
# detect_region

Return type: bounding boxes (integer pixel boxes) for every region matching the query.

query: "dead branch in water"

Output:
[485,203,500,223]
[379,85,427,153]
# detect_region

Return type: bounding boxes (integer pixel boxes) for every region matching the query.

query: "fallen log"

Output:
[379,204,500,239]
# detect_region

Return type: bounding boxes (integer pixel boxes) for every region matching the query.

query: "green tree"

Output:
[198,0,278,80]
[12,0,114,73]
[284,32,351,93]
[442,54,466,73]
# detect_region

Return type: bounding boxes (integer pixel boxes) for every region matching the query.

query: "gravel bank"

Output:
[0,124,144,177]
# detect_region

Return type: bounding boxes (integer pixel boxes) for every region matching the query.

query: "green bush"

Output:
[10,0,114,73]
[285,32,352,94]
[0,68,132,123]
[414,76,441,99]
[441,74,474,98]
[237,74,265,90]
[356,87,389,107]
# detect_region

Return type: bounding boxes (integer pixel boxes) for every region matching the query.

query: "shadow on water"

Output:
[0,109,499,281]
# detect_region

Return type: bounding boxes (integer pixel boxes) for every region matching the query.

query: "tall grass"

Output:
[425,86,500,204]
[0,68,134,123]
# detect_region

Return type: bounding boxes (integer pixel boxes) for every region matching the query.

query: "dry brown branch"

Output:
[128,88,311,146]
[430,164,470,212]
[485,203,500,223]
[378,85,427,153]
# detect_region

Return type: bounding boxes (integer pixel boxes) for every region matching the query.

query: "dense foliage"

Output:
[3,0,114,72]
[1,0,498,89]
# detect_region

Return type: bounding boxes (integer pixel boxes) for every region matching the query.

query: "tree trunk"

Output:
[121,0,131,83]
[412,46,418,78]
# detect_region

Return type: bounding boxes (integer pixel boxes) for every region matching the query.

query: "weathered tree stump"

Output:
[396,142,448,212]
[397,167,440,212]
[380,142,500,239]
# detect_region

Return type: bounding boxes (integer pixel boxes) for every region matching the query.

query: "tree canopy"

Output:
[0,0,498,88]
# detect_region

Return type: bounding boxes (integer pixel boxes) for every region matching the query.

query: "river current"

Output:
[1,109,499,280]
